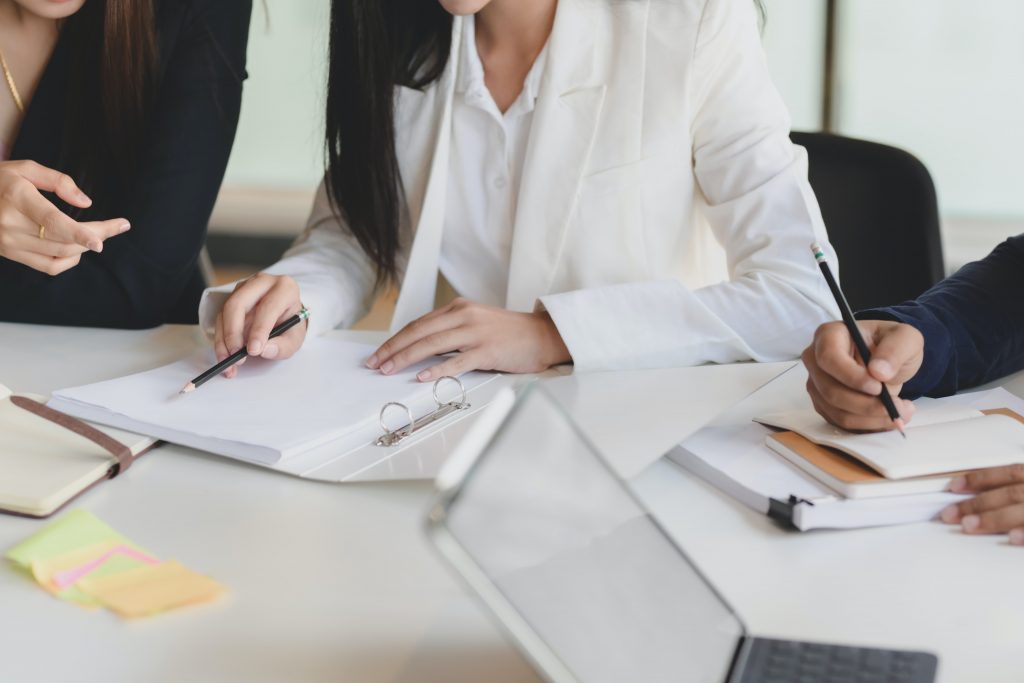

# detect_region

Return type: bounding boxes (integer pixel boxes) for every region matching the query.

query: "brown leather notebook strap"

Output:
[10,395,133,477]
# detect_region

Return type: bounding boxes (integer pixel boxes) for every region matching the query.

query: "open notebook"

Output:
[756,403,1024,482]
[1,384,156,518]
[47,338,502,481]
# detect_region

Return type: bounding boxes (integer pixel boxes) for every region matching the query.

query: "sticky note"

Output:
[33,542,159,590]
[6,510,155,606]
[5,510,129,570]
[78,561,225,618]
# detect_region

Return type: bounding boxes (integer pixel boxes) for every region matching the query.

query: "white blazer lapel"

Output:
[390,17,463,333]
[505,0,607,312]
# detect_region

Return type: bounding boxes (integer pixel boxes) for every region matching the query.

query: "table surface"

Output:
[1,322,1022,683]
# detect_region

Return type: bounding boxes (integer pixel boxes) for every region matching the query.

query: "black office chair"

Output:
[790,132,945,311]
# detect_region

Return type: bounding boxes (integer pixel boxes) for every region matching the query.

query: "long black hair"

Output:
[62,0,158,194]
[325,0,452,287]
[324,0,766,287]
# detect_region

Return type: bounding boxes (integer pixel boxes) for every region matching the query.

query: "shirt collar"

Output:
[457,14,549,116]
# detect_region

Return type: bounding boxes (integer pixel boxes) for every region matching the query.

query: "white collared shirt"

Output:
[439,15,549,306]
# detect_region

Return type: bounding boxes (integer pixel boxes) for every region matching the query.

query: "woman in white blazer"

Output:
[202,0,840,381]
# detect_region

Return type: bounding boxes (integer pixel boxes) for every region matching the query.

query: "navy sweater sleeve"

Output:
[859,234,1024,398]
[0,0,251,329]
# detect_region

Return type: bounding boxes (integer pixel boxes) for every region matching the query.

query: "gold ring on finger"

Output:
[38,224,45,240]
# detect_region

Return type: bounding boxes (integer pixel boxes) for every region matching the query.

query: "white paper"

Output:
[48,338,493,465]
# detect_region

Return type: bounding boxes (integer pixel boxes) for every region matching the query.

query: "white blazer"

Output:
[201,0,840,371]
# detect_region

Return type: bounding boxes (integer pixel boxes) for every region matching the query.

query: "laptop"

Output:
[426,385,938,683]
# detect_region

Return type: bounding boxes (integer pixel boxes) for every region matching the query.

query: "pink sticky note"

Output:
[52,545,159,589]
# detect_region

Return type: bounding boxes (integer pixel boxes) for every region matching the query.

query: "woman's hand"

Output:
[367,298,572,381]
[0,160,130,275]
[214,273,308,378]
[801,320,924,431]
[941,466,1024,545]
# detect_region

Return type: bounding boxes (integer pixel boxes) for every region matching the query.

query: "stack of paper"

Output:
[46,338,501,481]
[5,509,224,618]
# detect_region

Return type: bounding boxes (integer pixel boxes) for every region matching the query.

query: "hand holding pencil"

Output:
[182,307,310,394]
[805,244,919,436]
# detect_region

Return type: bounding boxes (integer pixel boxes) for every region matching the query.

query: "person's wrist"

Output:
[536,311,571,367]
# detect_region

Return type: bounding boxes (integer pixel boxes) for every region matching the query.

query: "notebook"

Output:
[0,384,157,518]
[755,404,1024,480]
[46,337,502,480]
[761,408,1024,499]
[665,364,1024,531]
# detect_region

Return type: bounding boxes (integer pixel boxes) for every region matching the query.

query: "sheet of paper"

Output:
[78,561,225,618]
[49,338,492,464]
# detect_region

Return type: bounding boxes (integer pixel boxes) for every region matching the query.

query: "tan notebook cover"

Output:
[769,408,1024,486]
[0,389,157,519]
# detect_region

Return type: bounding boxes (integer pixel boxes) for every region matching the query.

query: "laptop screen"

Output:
[442,387,745,683]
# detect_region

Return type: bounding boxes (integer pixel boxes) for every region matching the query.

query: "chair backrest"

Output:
[791,132,944,311]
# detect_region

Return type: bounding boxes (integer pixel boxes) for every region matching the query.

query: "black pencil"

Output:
[810,244,907,438]
[179,307,310,394]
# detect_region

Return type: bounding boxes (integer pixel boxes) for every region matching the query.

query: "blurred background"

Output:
[207,0,1024,325]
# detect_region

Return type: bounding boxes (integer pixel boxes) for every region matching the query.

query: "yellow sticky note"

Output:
[5,510,129,570]
[78,561,225,619]
[29,540,159,607]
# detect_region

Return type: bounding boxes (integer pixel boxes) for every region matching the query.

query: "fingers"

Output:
[219,276,278,355]
[950,464,1024,493]
[809,322,882,395]
[260,324,306,361]
[216,275,305,377]
[866,323,924,384]
[369,304,468,371]
[805,359,912,424]
[245,282,301,356]
[380,329,471,376]
[418,349,485,383]
[806,379,914,432]
[954,502,1024,535]
[11,184,127,251]
[11,160,92,208]
[947,484,1024,520]
[0,229,89,259]
[4,251,81,276]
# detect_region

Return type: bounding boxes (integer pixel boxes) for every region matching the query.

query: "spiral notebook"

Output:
[46,338,507,482]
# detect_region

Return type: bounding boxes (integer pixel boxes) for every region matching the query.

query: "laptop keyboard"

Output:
[738,637,938,683]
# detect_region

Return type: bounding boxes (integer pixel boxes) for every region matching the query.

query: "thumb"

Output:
[867,323,924,385]
[260,323,307,361]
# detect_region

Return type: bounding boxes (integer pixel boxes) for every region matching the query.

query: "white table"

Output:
[1,322,1022,683]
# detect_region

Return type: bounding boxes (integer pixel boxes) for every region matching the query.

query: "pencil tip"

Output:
[179,383,195,395]
[894,418,908,439]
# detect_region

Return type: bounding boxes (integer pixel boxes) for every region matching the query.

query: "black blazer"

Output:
[1,0,251,328]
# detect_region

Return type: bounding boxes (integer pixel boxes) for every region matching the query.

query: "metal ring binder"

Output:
[376,376,471,447]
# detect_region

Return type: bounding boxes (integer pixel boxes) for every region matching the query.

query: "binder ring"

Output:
[432,375,467,408]
[379,401,415,440]
[374,376,473,447]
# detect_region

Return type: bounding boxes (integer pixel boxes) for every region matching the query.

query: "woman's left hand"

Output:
[367,298,572,381]
[941,465,1024,545]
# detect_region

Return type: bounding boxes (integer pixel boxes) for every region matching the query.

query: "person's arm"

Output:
[198,180,381,342]
[859,234,1024,397]
[16,0,251,328]
[538,0,840,371]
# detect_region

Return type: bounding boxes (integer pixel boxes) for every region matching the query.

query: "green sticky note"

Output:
[6,510,131,570]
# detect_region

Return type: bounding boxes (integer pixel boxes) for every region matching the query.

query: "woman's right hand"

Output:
[214,273,308,378]
[0,160,130,275]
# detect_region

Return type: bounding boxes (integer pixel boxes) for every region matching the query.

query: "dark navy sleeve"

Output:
[858,234,1024,398]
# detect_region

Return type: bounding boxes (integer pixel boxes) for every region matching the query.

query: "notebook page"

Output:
[757,387,1024,479]
[820,414,1024,479]
[49,338,491,464]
